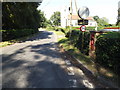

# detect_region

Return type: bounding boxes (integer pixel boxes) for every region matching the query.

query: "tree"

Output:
[93,16,99,21]
[93,16,109,27]
[39,11,48,28]
[2,2,43,30]
[50,11,61,26]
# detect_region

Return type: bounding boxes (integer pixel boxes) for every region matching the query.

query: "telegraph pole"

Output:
[74,0,78,14]
[69,0,73,40]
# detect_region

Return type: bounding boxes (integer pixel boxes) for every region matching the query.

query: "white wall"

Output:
[88,20,97,27]
[61,6,69,28]
[118,1,120,9]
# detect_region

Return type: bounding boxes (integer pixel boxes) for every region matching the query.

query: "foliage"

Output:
[2,2,43,30]
[95,32,120,75]
[50,11,61,26]
[93,16,109,27]
[39,11,48,28]
[1,29,38,41]
[2,2,49,41]
[66,30,90,55]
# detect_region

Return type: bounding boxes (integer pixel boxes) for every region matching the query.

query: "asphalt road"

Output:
[1,29,96,88]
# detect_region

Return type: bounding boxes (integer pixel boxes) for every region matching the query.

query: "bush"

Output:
[2,29,38,41]
[95,32,120,75]
[75,31,90,55]
[66,30,90,55]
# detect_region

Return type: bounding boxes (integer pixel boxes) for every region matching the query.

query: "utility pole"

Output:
[69,0,73,40]
[74,0,78,14]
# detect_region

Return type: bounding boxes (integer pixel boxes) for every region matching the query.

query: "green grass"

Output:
[0,41,14,47]
[58,37,120,87]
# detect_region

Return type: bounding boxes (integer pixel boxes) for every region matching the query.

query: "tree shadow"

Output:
[2,31,98,88]
[2,41,69,88]
[21,31,53,42]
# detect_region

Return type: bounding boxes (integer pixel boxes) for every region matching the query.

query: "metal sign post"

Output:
[77,6,89,53]
[80,25,86,53]
[69,0,73,41]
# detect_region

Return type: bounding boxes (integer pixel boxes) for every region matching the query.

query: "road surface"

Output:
[1,29,96,88]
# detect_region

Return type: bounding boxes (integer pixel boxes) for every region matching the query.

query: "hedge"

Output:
[95,32,120,75]
[1,29,38,41]
[66,30,90,55]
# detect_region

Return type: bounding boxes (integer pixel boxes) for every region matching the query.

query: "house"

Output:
[61,7,97,27]
[61,6,97,27]
[61,13,97,27]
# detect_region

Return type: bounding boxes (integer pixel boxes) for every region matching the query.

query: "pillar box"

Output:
[89,31,105,59]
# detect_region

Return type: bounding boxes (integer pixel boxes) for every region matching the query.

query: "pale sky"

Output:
[38,0,120,24]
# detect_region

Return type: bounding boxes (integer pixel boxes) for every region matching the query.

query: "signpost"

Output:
[78,19,88,25]
[80,25,86,32]
[77,6,89,53]
[78,6,90,19]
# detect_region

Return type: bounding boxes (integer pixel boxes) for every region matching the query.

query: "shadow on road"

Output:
[2,40,70,88]
[2,30,97,88]
[22,31,53,42]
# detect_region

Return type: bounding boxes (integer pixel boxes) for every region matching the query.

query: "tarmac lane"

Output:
[1,30,96,88]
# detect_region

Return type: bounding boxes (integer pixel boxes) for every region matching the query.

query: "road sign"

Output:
[80,25,86,32]
[78,19,88,25]
[78,6,90,19]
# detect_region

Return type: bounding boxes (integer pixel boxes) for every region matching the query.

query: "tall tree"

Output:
[93,16,109,27]
[2,2,43,30]
[50,11,61,26]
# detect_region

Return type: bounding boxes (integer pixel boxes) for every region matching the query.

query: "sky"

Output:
[37,0,120,24]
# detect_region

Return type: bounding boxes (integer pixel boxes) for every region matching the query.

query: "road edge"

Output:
[57,45,120,89]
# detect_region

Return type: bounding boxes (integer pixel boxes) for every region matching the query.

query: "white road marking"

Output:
[65,60,71,65]
[69,67,73,71]
[69,79,77,87]
[83,80,94,88]
[67,66,74,75]
[77,69,84,75]
[68,72,75,75]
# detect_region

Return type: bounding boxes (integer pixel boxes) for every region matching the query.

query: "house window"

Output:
[90,23,92,25]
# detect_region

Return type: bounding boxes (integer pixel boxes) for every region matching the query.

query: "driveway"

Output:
[1,29,96,88]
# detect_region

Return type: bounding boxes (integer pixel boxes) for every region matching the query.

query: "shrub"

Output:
[66,30,90,55]
[75,31,90,55]
[95,32,120,75]
[2,29,38,41]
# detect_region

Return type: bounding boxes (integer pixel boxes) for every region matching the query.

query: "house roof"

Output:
[68,15,94,21]
[68,15,80,20]
[86,17,94,20]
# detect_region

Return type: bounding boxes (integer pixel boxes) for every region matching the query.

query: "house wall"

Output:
[62,19,97,27]
[61,6,68,28]
[61,7,97,27]
[87,20,97,27]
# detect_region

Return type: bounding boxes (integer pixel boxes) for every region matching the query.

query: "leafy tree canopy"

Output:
[93,16,109,27]
[50,11,61,26]
[2,2,47,30]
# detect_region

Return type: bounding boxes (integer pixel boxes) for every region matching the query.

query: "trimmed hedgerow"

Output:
[95,32,120,75]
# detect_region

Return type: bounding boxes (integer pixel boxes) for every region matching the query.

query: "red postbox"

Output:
[90,33,95,51]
